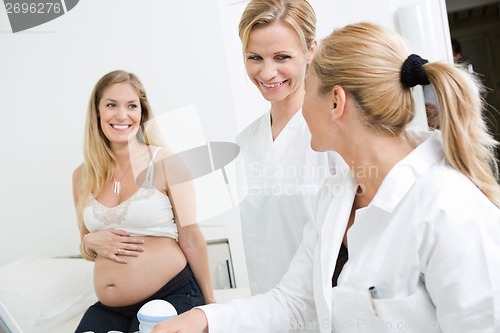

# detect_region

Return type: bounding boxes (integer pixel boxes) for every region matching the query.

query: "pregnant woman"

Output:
[72,70,214,333]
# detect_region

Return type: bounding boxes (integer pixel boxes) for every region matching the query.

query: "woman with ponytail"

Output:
[153,22,500,333]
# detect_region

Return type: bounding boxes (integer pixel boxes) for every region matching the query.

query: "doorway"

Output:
[448,3,500,162]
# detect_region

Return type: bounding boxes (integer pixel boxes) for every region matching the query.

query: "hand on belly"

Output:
[91,229,146,264]
[93,237,188,307]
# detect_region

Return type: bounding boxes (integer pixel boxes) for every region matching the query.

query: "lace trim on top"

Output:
[90,184,157,225]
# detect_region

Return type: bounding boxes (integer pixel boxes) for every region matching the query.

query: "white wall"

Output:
[0,0,452,281]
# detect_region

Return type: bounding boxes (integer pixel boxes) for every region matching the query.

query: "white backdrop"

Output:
[0,0,452,274]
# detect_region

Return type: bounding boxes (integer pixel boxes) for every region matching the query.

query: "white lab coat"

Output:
[202,130,500,333]
[236,110,333,295]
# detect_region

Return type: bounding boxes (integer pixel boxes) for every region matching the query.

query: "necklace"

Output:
[112,163,132,196]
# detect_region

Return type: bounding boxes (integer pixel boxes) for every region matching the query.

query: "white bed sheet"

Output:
[0,257,96,333]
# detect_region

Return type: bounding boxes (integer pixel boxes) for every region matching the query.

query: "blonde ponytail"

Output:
[425,63,500,207]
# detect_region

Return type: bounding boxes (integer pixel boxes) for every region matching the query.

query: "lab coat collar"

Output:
[262,108,304,145]
[370,129,444,213]
[281,107,304,130]
[266,107,304,129]
[315,165,357,332]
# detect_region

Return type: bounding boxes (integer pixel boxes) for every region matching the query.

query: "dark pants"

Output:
[75,265,204,333]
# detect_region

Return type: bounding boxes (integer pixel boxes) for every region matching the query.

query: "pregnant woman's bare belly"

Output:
[94,236,187,307]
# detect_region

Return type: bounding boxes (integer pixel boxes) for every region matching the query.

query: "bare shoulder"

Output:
[151,145,176,161]
[72,164,84,204]
[72,164,84,185]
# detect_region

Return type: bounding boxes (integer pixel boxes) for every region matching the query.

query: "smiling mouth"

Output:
[111,124,131,130]
[261,80,288,88]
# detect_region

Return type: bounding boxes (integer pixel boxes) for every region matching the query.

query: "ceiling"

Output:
[445,0,499,12]
[447,1,499,27]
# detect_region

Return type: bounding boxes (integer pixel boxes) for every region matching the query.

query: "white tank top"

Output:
[83,147,177,239]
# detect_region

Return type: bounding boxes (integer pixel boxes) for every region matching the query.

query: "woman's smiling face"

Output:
[98,82,142,148]
[244,21,312,104]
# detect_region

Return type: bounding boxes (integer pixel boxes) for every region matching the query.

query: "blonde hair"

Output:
[311,22,500,207]
[238,0,316,54]
[75,70,164,230]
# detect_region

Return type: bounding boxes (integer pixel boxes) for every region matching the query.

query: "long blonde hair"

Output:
[238,0,316,54]
[311,22,500,207]
[76,70,164,230]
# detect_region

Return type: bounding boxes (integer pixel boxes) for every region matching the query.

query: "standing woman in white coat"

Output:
[236,0,333,296]
[153,22,500,333]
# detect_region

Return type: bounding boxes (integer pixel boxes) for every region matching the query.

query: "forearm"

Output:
[200,290,291,333]
[187,248,216,304]
[179,230,216,304]
[152,290,291,333]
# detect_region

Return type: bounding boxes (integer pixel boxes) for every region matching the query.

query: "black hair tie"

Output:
[401,54,430,88]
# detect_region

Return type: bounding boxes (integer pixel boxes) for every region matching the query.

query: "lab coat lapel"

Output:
[313,170,357,333]
[260,111,300,164]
